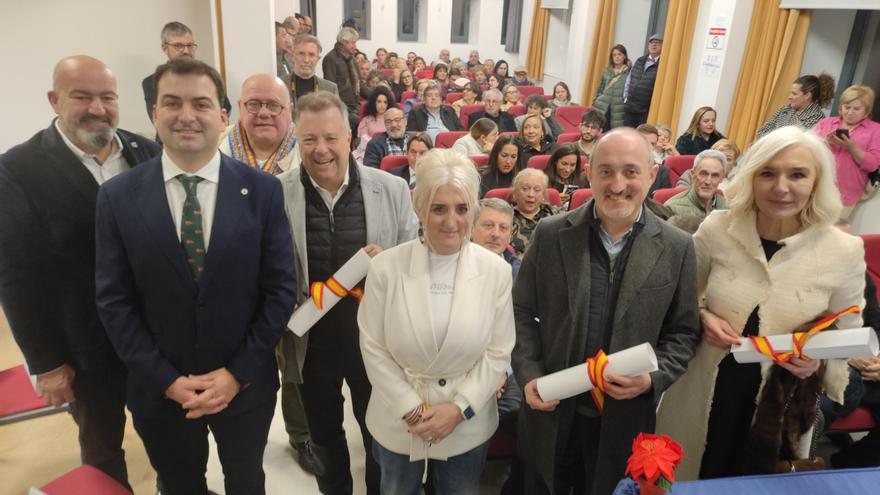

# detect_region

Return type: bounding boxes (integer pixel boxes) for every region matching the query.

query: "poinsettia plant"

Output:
[624,433,683,492]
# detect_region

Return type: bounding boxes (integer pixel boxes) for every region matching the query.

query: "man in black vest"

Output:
[0,55,160,489]
[278,92,419,494]
[623,34,663,128]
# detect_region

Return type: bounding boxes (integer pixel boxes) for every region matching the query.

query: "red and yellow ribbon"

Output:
[748,305,860,362]
[309,277,363,310]
[586,349,610,413]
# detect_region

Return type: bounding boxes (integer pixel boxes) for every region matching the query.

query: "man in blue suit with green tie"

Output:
[95,58,297,495]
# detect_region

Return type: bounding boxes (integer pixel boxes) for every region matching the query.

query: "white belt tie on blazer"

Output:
[403,367,448,483]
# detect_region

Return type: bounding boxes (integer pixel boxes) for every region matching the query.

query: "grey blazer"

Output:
[276,162,419,382]
[511,201,701,494]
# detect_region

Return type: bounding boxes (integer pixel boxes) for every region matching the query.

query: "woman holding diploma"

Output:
[657,126,866,479]
[358,149,515,494]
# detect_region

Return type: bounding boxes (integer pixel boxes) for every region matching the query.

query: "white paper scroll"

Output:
[286,249,371,336]
[536,343,659,402]
[732,327,879,363]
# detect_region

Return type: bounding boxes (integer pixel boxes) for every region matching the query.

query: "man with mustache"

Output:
[0,55,160,489]
[512,128,700,494]
[282,34,339,105]
[362,107,413,168]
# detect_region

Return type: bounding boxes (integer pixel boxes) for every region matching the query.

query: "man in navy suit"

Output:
[96,58,296,495]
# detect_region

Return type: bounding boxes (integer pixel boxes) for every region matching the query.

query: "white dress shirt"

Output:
[161,151,221,250]
[55,121,128,184]
[308,167,351,211]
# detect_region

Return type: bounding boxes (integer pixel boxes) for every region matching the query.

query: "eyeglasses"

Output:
[384,117,405,125]
[165,42,198,52]
[244,99,285,116]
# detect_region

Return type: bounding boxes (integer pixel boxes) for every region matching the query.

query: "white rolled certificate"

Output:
[536,343,659,402]
[732,327,879,363]
[286,249,372,336]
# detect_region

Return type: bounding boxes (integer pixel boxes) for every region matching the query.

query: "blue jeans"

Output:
[372,439,489,495]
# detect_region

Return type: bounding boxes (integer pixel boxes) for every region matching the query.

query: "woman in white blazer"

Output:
[358,148,515,494]
[657,126,866,479]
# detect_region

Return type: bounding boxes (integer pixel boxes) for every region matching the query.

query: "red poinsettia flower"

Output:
[625,433,684,489]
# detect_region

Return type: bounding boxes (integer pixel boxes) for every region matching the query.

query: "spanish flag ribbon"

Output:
[586,349,610,413]
[309,277,364,310]
[748,305,861,362]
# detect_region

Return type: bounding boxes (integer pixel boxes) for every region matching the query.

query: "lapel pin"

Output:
[241,188,249,196]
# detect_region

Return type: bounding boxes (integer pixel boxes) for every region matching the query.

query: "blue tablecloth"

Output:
[669,468,880,494]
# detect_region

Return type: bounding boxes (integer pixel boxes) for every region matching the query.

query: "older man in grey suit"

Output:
[512,128,701,495]
[277,91,418,495]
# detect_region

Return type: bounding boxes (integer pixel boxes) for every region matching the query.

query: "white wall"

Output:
[614,0,652,63]
[0,0,216,152]
[541,0,599,104]
[801,10,856,87]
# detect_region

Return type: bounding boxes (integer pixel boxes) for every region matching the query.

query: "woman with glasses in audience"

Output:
[480,135,523,197]
[592,44,631,130]
[453,118,499,157]
[814,85,880,219]
[354,86,395,162]
[676,106,725,155]
[452,82,483,117]
[509,168,561,258]
[393,69,416,102]
[657,126,865,480]
[501,85,522,112]
[358,149,514,495]
[516,114,555,165]
[757,74,835,138]
[544,143,588,207]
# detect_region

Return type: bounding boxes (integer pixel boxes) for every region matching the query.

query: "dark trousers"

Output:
[522,413,602,494]
[300,310,380,495]
[623,110,649,128]
[133,398,276,495]
[69,359,130,491]
[700,354,762,479]
[281,381,312,446]
[822,366,880,468]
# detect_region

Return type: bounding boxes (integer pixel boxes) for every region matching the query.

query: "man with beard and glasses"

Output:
[577,108,605,158]
[0,55,160,489]
[362,107,414,168]
[282,34,339,105]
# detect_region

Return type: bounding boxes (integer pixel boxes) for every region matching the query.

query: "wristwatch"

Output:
[453,396,474,420]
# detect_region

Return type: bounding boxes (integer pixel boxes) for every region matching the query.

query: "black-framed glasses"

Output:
[244,99,285,116]
[165,42,198,51]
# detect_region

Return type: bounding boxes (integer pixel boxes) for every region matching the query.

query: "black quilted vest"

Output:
[625,56,659,113]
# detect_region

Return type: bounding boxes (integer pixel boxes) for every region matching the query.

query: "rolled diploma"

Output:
[732,327,879,363]
[286,248,371,336]
[536,342,659,402]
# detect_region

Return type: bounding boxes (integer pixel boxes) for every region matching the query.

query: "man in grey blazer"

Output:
[281,34,339,105]
[277,92,418,494]
[512,128,701,495]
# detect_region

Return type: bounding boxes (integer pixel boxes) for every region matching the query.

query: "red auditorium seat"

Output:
[0,364,68,425]
[507,104,526,117]
[41,465,130,495]
[415,69,434,79]
[666,154,696,183]
[652,187,686,204]
[557,132,580,144]
[358,101,367,119]
[827,406,876,434]
[483,187,561,207]
[469,155,489,168]
[527,155,550,170]
[555,105,589,133]
[863,234,880,297]
[518,85,544,98]
[435,131,467,149]
[379,155,408,171]
[444,92,463,105]
[379,68,395,80]
[568,188,594,210]
[399,90,417,103]
[459,103,485,128]
[500,131,518,139]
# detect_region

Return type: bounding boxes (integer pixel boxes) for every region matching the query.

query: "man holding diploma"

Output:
[278,91,418,494]
[512,128,701,494]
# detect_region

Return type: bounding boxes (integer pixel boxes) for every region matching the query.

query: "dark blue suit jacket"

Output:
[95,154,296,418]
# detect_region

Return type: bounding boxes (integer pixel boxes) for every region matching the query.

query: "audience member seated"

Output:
[675,106,725,155]
[655,123,679,164]
[354,86,394,162]
[413,56,428,73]
[514,95,564,139]
[453,118,499,157]
[488,74,502,90]
[403,78,435,116]
[388,134,433,189]
[483,58,495,76]
[357,61,374,98]
[219,74,299,175]
[677,138,740,189]
[452,82,483,117]
[405,51,416,67]
[501,84,522,111]
[544,143,589,208]
[406,81,463,143]
[373,47,388,71]
[516,114,555,165]
[392,69,416,101]
[550,82,574,111]
[322,27,362,128]
[468,89,516,132]
[665,150,728,220]
[657,126,865,480]
[282,34,339,104]
[275,22,293,78]
[495,60,512,82]
[577,108,605,157]
[471,67,488,86]
[363,107,412,168]
[509,169,562,259]
[434,48,451,66]
[592,44,631,130]
[637,124,672,196]
[384,51,399,69]
[757,74,834,138]
[433,63,450,90]
[467,50,482,69]
[814,85,880,220]
[510,65,532,87]
[480,135,523,197]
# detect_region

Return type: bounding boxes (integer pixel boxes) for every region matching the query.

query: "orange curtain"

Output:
[726,3,812,150]
[581,0,619,106]
[646,0,700,136]
[525,0,550,80]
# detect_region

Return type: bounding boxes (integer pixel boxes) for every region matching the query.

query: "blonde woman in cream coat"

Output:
[656,126,866,480]
[358,148,515,494]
